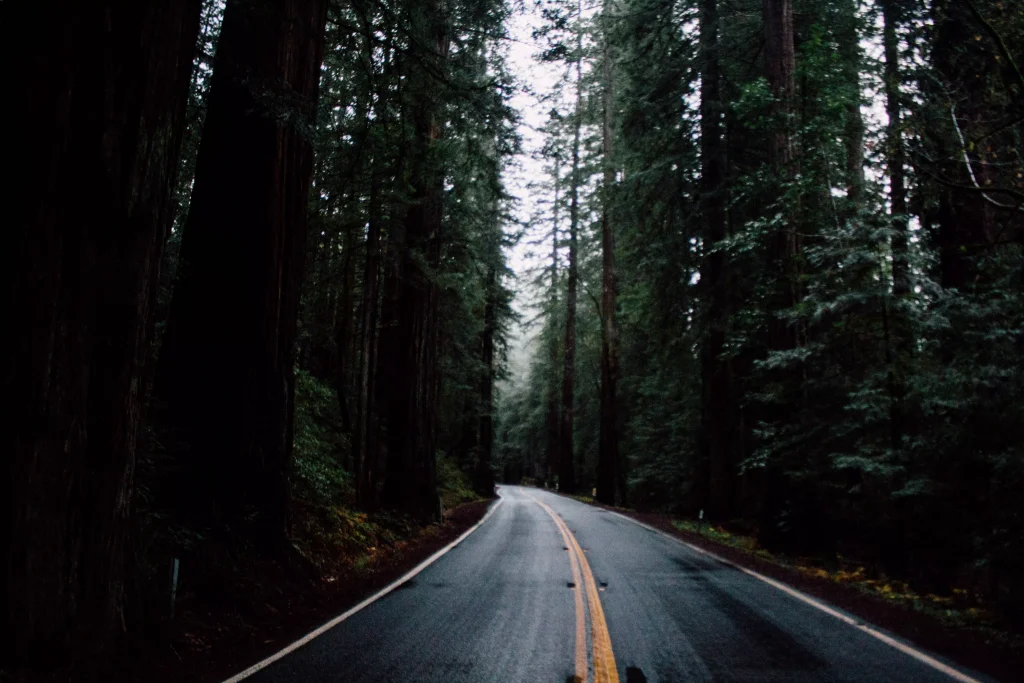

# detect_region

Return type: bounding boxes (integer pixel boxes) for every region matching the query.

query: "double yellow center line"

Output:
[529,495,619,683]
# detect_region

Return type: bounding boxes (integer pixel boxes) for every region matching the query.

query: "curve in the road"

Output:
[220,485,994,683]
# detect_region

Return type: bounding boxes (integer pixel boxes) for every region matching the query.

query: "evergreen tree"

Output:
[156,0,329,539]
[1,0,201,667]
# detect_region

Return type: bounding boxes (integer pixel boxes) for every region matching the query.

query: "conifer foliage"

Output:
[499,0,1024,616]
[1,0,516,674]
[2,0,1023,674]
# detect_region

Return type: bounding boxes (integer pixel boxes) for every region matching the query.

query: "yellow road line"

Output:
[566,521,618,683]
[547,500,588,682]
[568,542,588,683]
[531,495,619,683]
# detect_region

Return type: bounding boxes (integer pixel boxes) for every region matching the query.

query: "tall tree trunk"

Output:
[700,0,733,521]
[546,158,562,486]
[0,0,201,668]
[355,166,384,508]
[884,0,910,299]
[838,0,865,205]
[380,2,449,520]
[359,28,400,507]
[597,0,620,506]
[477,267,498,495]
[763,0,800,350]
[882,0,909,458]
[156,0,328,539]
[335,217,357,434]
[559,0,584,495]
[759,0,801,547]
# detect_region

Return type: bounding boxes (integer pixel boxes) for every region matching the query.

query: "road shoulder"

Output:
[118,498,495,683]
[548,490,1022,683]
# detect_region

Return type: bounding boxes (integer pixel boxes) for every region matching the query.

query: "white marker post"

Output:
[170,557,180,620]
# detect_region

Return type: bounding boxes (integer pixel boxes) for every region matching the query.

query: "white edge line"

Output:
[221,495,505,683]
[604,509,984,683]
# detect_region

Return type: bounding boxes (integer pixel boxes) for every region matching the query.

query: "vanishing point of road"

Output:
[228,486,993,683]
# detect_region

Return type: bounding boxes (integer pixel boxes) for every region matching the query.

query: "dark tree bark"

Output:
[335,217,357,434]
[559,0,585,495]
[380,2,449,520]
[883,0,910,299]
[699,0,734,521]
[477,267,498,495]
[303,217,337,376]
[356,29,400,508]
[156,0,328,539]
[546,160,562,486]
[764,0,800,351]
[758,0,802,548]
[355,166,384,508]
[882,0,910,458]
[838,0,865,205]
[597,0,620,507]
[0,0,201,668]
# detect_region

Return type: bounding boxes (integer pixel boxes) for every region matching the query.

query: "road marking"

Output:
[564,514,618,683]
[604,509,985,683]
[544,498,587,681]
[531,495,620,683]
[221,496,505,683]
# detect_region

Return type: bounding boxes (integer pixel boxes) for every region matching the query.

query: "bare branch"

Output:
[949,104,1022,210]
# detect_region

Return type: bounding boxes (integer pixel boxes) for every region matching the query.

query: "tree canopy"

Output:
[498,0,1024,620]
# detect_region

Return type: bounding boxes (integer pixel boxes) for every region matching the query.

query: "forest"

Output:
[499,0,1024,628]
[1,0,1022,679]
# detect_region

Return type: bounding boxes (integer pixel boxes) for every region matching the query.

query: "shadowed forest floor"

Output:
[105,371,494,683]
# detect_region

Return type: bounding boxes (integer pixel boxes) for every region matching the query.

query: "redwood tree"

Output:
[156,0,328,538]
[883,0,910,299]
[380,1,450,519]
[596,0,621,506]
[558,0,585,495]
[546,159,562,485]
[0,0,201,668]
[764,0,799,330]
[699,0,734,521]
[477,266,499,495]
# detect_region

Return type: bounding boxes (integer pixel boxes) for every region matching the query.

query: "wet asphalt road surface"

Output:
[240,485,990,683]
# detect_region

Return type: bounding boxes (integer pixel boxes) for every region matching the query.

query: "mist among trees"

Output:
[498,0,1024,623]
[1,0,1022,678]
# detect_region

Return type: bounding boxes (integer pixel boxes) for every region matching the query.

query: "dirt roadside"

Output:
[116,498,494,683]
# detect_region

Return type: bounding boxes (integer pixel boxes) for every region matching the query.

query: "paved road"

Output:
[237,486,990,683]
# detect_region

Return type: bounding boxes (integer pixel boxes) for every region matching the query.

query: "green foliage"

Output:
[499,0,1024,622]
[292,370,349,507]
[437,453,483,509]
[294,0,519,512]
